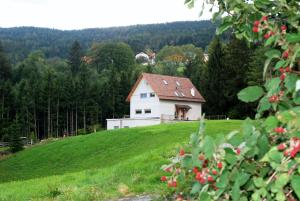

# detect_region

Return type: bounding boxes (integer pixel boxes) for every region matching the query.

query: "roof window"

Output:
[191,88,195,97]
[176,81,180,86]
[163,80,168,85]
[174,91,179,96]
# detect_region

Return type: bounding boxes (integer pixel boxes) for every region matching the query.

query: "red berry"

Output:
[254,20,260,26]
[283,51,289,59]
[236,148,241,155]
[198,154,205,160]
[161,176,167,182]
[264,33,270,39]
[207,176,214,182]
[176,195,183,201]
[179,149,185,156]
[284,150,289,157]
[279,91,284,97]
[285,67,291,72]
[193,167,199,174]
[217,162,223,169]
[279,67,285,73]
[277,143,286,151]
[274,127,286,134]
[165,167,172,172]
[261,16,268,21]
[290,148,298,158]
[252,26,259,33]
[167,180,173,187]
[281,25,287,31]
[199,178,206,184]
[212,170,218,175]
[172,180,177,187]
[268,95,279,103]
[280,73,286,81]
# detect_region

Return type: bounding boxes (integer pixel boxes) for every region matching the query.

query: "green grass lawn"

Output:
[0,120,242,201]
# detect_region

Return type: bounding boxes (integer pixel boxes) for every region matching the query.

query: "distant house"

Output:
[135,52,156,65]
[106,73,205,130]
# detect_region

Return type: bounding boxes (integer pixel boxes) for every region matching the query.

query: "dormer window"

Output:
[176,81,180,86]
[191,88,195,97]
[163,80,168,85]
[150,92,155,97]
[174,91,179,96]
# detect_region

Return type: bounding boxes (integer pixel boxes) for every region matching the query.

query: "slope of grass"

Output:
[0,120,242,201]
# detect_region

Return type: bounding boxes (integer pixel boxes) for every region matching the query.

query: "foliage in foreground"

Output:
[161,0,300,200]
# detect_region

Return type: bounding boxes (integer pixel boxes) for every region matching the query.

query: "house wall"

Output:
[107,118,161,130]
[159,100,202,120]
[130,78,160,118]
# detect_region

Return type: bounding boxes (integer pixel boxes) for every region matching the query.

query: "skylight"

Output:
[191,88,195,97]
[181,92,185,96]
[176,81,180,86]
[163,80,168,85]
[174,91,179,96]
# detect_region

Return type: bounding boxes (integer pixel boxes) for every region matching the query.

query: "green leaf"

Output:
[237,172,250,186]
[225,153,238,165]
[275,60,286,69]
[266,77,281,96]
[182,155,193,168]
[284,73,298,92]
[263,116,278,131]
[286,33,300,43]
[238,86,264,103]
[231,180,240,201]
[216,21,232,35]
[272,173,289,193]
[264,49,281,59]
[191,182,201,194]
[292,175,300,199]
[202,136,214,159]
[253,177,265,188]
[198,191,212,201]
[264,35,276,46]
[258,96,271,113]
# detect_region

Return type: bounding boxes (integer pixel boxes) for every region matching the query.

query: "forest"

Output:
[0,21,218,64]
[0,20,264,149]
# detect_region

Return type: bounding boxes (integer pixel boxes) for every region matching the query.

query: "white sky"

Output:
[1,0,212,30]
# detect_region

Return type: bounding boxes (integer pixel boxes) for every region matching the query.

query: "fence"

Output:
[205,115,227,120]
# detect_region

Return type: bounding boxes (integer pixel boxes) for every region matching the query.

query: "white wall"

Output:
[130,78,160,118]
[107,118,161,130]
[160,100,202,120]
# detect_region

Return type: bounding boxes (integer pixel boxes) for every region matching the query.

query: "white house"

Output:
[106,73,205,129]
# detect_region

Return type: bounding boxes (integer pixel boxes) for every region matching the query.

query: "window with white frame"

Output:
[140,93,147,98]
[135,109,142,114]
[150,92,155,97]
[144,109,151,114]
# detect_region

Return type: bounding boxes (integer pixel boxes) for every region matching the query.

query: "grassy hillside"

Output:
[0,120,242,201]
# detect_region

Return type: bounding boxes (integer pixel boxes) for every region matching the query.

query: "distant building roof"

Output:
[126,73,205,103]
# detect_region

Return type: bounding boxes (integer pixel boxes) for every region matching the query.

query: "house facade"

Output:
[106,73,205,129]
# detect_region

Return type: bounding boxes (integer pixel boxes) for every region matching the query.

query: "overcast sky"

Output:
[1,0,212,30]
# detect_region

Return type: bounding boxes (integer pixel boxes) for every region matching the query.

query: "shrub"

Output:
[161,0,300,200]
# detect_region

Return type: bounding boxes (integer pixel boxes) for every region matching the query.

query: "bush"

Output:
[7,122,23,153]
[161,0,300,200]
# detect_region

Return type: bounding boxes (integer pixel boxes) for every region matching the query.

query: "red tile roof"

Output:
[126,73,205,103]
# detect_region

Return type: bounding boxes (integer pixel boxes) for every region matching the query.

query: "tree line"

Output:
[0,21,219,64]
[0,35,264,149]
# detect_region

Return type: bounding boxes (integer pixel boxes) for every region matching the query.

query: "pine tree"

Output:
[204,37,227,115]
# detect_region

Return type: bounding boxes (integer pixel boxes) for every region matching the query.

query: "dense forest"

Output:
[0,20,264,151]
[0,21,218,63]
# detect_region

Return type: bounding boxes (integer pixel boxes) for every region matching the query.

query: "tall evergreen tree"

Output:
[204,37,227,115]
[68,41,82,76]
